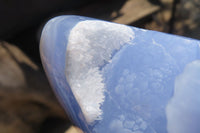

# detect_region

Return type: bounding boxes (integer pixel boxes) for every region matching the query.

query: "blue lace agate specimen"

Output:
[40,15,200,133]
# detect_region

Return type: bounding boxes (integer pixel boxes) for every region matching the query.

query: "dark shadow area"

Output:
[148,0,162,5]
[168,0,180,33]
[0,0,97,39]
[39,117,70,133]
[5,25,41,64]
[2,0,128,64]
[79,0,127,21]
[1,0,98,64]
[184,26,200,40]
[6,24,42,64]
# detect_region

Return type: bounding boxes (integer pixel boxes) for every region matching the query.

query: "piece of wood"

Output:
[112,0,160,24]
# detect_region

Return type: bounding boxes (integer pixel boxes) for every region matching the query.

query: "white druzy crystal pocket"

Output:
[65,20,135,124]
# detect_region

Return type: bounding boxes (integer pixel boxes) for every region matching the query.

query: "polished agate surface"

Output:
[40,15,200,133]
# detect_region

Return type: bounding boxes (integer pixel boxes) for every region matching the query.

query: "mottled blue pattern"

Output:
[40,15,200,133]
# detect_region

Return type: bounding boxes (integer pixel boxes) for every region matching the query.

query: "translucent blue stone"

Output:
[40,15,200,133]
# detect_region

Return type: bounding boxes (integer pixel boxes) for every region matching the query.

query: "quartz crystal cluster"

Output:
[40,15,200,133]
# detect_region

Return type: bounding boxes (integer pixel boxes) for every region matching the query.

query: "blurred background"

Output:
[0,0,199,133]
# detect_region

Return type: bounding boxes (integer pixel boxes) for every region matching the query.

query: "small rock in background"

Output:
[174,0,200,39]
[0,41,78,133]
[144,0,173,32]
[141,0,200,40]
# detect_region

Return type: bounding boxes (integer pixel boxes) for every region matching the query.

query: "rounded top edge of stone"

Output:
[40,15,93,41]
[45,15,78,24]
[43,15,92,28]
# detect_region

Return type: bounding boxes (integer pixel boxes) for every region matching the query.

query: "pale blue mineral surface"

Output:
[40,15,200,133]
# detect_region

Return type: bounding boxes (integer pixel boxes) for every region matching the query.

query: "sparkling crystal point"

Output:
[40,15,200,133]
